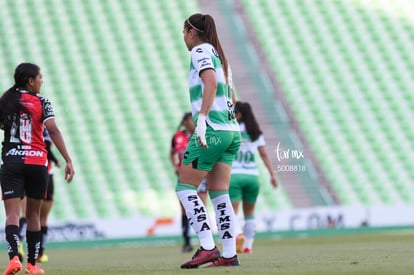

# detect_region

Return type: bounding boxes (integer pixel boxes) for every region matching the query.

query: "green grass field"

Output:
[2,230,414,274]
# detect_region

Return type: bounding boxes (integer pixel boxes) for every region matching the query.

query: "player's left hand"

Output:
[270,174,278,189]
[65,161,75,183]
[195,114,208,148]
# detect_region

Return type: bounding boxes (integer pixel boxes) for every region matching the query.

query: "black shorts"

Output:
[44,174,54,201]
[0,163,48,200]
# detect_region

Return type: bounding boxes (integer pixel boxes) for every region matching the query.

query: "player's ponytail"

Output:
[235,101,262,141]
[203,15,229,83]
[0,84,19,130]
[185,14,229,83]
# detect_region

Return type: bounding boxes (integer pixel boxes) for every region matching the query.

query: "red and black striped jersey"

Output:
[2,90,55,166]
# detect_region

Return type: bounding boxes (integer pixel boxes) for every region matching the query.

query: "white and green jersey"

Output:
[232,123,266,175]
[188,43,239,131]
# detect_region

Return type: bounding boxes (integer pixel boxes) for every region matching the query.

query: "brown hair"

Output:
[177,112,192,131]
[235,101,263,142]
[185,13,229,83]
[0,63,40,130]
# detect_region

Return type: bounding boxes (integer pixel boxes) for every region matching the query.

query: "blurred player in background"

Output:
[18,198,27,262]
[170,112,208,253]
[37,129,61,263]
[230,101,278,254]
[176,13,241,268]
[0,63,74,274]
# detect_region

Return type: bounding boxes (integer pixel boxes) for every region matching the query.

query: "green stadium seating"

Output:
[0,0,291,221]
[242,0,414,205]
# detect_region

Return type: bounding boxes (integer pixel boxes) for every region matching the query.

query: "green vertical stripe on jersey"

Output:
[211,55,222,69]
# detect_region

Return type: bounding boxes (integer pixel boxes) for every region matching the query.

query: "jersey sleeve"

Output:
[191,46,214,75]
[41,97,55,122]
[255,135,266,148]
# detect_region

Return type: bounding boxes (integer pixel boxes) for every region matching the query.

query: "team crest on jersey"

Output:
[211,48,219,57]
[20,113,32,143]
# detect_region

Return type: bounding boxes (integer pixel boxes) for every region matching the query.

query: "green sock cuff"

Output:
[209,190,228,199]
[245,215,255,221]
[175,183,197,192]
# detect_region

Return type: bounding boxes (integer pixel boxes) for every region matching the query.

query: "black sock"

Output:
[39,226,48,256]
[26,231,41,265]
[181,214,190,245]
[5,225,19,260]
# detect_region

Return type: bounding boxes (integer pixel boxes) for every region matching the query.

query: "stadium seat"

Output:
[242,0,414,205]
[0,0,294,221]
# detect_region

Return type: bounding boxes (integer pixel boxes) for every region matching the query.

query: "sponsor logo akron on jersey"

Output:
[5,148,44,157]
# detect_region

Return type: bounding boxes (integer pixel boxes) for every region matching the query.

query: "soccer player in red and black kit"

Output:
[0,63,74,274]
[170,112,207,253]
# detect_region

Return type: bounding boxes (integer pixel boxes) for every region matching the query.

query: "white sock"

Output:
[177,189,215,250]
[233,212,243,236]
[244,238,254,250]
[211,194,236,258]
[243,219,255,249]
